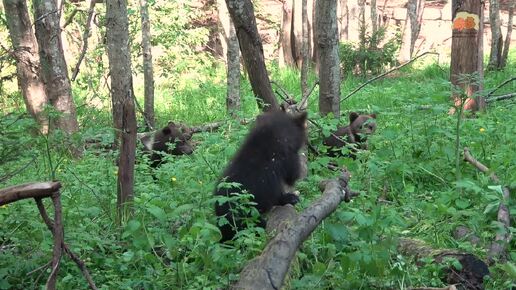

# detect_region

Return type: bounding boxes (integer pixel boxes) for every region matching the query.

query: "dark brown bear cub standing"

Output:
[139,122,193,168]
[214,111,308,242]
[323,112,376,158]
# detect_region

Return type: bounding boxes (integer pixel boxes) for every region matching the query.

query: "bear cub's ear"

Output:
[293,111,308,128]
[349,112,359,123]
[370,113,377,119]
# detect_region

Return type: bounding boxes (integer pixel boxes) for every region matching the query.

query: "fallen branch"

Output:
[71,0,97,81]
[485,93,516,103]
[463,148,511,262]
[399,238,489,289]
[486,76,516,97]
[190,118,252,134]
[0,182,98,290]
[341,52,439,103]
[232,170,358,290]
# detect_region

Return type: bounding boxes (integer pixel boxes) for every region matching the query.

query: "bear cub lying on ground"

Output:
[139,122,194,168]
[214,110,308,242]
[323,112,376,159]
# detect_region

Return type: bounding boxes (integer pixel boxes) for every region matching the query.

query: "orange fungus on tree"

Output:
[465,17,476,29]
[453,17,466,30]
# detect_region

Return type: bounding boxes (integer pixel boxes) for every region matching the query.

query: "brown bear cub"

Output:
[323,112,376,159]
[139,122,193,168]
[214,111,308,242]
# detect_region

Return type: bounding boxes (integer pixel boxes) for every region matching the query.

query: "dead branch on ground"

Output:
[341,52,439,103]
[486,76,516,97]
[485,93,516,103]
[463,148,511,263]
[0,182,98,290]
[232,169,358,290]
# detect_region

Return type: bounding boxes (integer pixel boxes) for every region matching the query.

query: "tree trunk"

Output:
[226,13,241,116]
[279,0,295,67]
[315,0,340,117]
[293,0,303,68]
[371,0,377,34]
[106,0,137,221]
[3,0,49,134]
[216,0,240,116]
[300,0,309,106]
[140,0,155,130]
[398,0,425,62]
[33,0,80,135]
[338,0,349,40]
[500,0,514,68]
[488,0,502,70]
[450,0,485,112]
[225,0,279,111]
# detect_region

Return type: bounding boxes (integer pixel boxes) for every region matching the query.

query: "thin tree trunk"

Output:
[398,0,425,62]
[501,0,514,68]
[371,0,377,34]
[225,0,279,111]
[293,0,303,68]
[3,0,49,134]
[338,0,349,40]
[315,0,340,117]
[301,0,309,108]
[488,0,502,70]
[33,0,80,135]
[450,0,485,112]
[140,0,155,129]
[226,15,241,116]
[216,0,240,116]
[106,0,137,222]
[279,0,295,67]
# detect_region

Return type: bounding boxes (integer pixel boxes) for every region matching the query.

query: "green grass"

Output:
[1,53,516,289]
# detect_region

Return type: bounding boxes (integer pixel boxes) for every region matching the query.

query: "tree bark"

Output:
[315,0,340,117]
[33,0,80,135]
[398,0,425,62]
[488,0,503,70]
[371,0,377,34]
[338,0,349,40]
[106,0,137,221]
[500,0,514,68]
[293,0,303,68]
[226,21,241,116]
[300,0,310,108]
[3,0,49,134]
[140,0,155,130]
[279,0,295,67]
[217,0,241,116]
[450,0,485,112]
[225,0,279,111]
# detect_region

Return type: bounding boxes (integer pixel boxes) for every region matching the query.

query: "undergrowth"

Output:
[1,56,515,289]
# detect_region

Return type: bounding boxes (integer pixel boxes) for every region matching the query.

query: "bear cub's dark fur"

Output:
[323,112,376,158]
[139,122,193,168]
[214,111,308,242]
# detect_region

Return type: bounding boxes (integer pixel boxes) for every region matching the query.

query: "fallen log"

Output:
[398,238,489,290]
[232,169,358,290]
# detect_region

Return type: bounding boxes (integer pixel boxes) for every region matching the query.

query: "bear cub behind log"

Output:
[139,122,193,168]
[323,112,376,158]
[214,111,308,242]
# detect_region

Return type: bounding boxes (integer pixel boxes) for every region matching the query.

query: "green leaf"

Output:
[122,250,134,262]
[147,205,167,222]
[483,201,499,215]
[500,262,516,279]
[326,223,349,242]
[455,199,470,209]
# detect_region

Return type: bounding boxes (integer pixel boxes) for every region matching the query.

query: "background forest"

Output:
[0,0,515,289]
